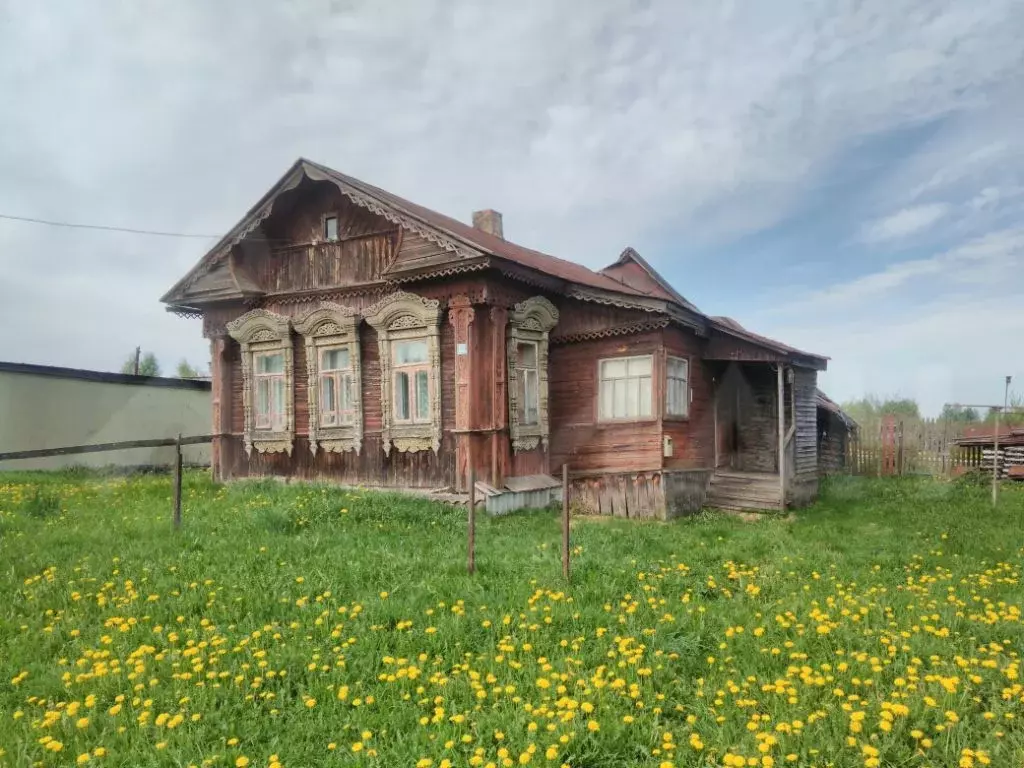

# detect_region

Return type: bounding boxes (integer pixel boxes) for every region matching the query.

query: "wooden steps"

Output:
[706,470,781,512]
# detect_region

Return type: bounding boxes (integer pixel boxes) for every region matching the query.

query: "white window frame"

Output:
[391,337,432,425]
[253,351,287,431]
[226,309,295,456]
[516,341,540,427]
[597,354,654,422]
[665,355,690,418]
[319,347,356,427]
[323,214,339,242]
[295,302,362,455]
[364,291,442,455]
[506,296,559,453]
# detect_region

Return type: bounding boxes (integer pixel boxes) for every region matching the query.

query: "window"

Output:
[364,291,442,455]
[254,352,286,430]
[599,355,653,420]
[294,302,362,455]
[393,340,431,423]
[516,341,539,426]
[666,356,689,417]
[505,296,559,453]
[319,347,355,426]
[324,215,339,241]
[226,308,295,456]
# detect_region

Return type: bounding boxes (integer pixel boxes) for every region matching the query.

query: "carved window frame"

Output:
[226,308,295,456]
[294,302,362,455]
[364,291,442,455]
[507,296,559,453]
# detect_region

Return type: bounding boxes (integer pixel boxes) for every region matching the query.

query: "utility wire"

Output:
[0,212,220,239]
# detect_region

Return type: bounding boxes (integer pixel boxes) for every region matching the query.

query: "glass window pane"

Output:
[272,378,285,420]
[628,356,652,376]
[601,359,627,380]
[668,357,687,380]
[395,372,410,420]
[395,340,428,365]
[415,371,430,420]
[639,376,652,416]
[600,380,613,419]
[322,348,350,371]
[613,379,627,418]
[256,378,270,421]
[321,375,336,414]
[257,353,284,374]
[325,216,338,241]
[517,342,537,369]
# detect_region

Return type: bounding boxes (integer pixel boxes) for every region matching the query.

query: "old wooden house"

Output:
[163,158,830,516]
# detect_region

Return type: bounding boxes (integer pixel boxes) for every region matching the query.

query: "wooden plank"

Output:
[504,474,561,492]
[562,464,570,581]
[0,434,216,462]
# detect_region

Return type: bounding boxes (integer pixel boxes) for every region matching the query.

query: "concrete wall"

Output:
[0,369,211,470]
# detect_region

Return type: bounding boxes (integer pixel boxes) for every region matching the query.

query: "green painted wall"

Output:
[0,372,211,470]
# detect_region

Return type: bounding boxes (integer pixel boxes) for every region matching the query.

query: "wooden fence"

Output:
[845,418,1022,478]
[0,434,215,527]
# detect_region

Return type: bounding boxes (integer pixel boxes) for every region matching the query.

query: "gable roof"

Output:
[599,247,701,312]
[163,157,827,368]
[162,158,650,308]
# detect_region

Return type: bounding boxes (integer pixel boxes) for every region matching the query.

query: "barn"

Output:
[163,158,830,516]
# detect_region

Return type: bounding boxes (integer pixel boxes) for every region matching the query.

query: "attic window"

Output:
[324,215,339,242]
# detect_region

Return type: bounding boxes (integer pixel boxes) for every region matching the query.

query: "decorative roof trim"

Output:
[550,318,670,345]
[302,163,479,260]
[388,260,490,284]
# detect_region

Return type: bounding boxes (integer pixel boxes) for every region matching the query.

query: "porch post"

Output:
[712,378,719,469]
[777,364,786,512]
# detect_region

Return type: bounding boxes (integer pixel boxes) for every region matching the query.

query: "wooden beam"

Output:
[562,463,570,582]
[0,435,216,462]
[173,434,183,529]
[777,365,786,513]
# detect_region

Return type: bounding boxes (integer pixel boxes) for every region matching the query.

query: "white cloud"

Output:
[0,0,1022,389]
[753,227,1024,414]
[860,203,950,243]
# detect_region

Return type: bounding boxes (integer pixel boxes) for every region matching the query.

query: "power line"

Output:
[0,212,220,239]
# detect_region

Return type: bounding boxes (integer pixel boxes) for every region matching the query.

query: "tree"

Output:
[120,351,161,377]
[841,395,921,424]
[176,359,205,379]
[939,404,980,423]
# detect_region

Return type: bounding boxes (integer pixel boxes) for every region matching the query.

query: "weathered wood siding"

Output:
[818,414,848,475]
[568,470,665,518]
[548,331,663,473]
[662,326,714,469]
[221,289,462,488]
[716,363,779,473]
[793,368,818,477]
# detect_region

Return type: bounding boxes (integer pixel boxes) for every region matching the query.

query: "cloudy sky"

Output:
[1,0,1022,414]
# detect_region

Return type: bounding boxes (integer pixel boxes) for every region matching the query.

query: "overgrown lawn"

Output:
[1,472,1022,768]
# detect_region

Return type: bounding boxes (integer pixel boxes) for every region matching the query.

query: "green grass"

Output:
[1,472,1022,768]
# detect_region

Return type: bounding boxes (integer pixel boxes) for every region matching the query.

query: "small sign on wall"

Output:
[456,342,468,356]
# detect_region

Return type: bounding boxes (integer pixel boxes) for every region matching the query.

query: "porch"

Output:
[706,360,818,511]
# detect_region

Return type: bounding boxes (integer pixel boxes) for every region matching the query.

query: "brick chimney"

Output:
[472,209,503,239]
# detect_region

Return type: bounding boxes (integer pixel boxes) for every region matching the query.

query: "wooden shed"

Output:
[163,158,830,516]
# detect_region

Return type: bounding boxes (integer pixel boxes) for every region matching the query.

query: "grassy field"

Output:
[1,473,1022,768]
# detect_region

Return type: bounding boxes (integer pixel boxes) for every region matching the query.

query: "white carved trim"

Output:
[364,291,442,455]
[507,296,559,454]
[294,302,363,456]
[226,308,295,457]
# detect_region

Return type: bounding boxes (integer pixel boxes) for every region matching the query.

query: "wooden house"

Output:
[163,159,829,516]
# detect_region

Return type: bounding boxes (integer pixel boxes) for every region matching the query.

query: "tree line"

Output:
[841,394,1024,428]
[119,350,208,380]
